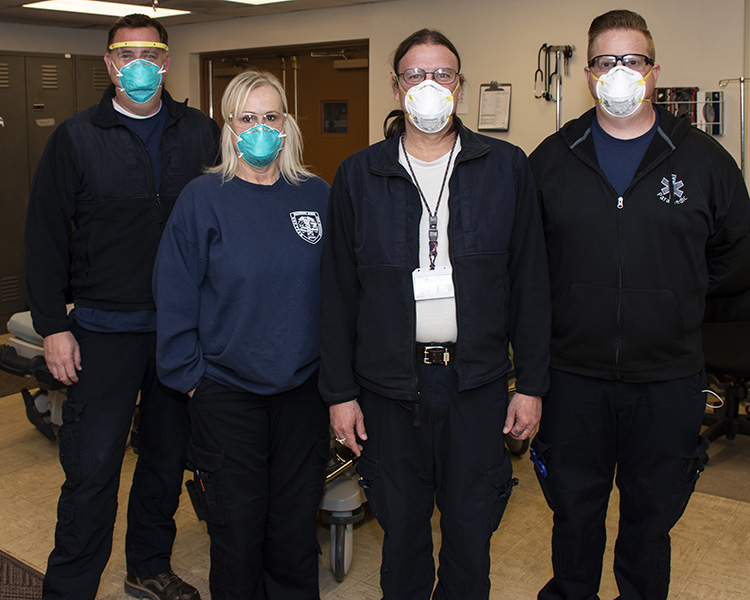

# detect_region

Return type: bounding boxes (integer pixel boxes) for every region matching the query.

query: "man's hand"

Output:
[503,392,542,440]
[330,399,368,457]
[43,331,82,386]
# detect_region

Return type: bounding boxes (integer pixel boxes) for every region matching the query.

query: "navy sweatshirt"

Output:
[153,172,330,395]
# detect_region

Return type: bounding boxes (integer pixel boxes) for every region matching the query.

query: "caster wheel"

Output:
[330,522,353,582]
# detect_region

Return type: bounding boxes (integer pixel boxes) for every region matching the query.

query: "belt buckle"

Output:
[423,345,450,365]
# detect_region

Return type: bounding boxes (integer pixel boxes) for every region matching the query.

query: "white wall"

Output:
[0,22,102,56]
[167,0,748,162]
[1,0,746,162]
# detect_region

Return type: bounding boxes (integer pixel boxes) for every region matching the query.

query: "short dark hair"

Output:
[587,9,655,60]
[385,29,461,139]
[107,13,168,50]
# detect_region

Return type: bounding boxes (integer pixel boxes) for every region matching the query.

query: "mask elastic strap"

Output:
[397,78,413,101]
[639,67,654,84]
[112,59,166,80]
[635,68,655,105]
[448,79,460,102]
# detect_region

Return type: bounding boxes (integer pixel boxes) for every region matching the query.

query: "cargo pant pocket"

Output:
[185,441,226,526]
[666,435,709,529]
[487,459,517,532]
[530,435,566,517]
[356,455,388,526]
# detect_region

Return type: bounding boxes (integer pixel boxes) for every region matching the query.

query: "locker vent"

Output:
[0,63,9,88]
[41,64,59,89]
[0,276,21,304]
[93,66,110,91]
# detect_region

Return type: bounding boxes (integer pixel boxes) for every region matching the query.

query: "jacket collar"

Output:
[561,105,691,157]
[370,116,491,177]
[560,105,692,182]
[90,84,187,128]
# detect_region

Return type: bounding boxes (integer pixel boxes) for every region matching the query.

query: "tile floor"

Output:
[1,380,749,599]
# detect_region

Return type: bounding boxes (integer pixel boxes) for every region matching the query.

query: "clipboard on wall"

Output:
[478,81,511,131]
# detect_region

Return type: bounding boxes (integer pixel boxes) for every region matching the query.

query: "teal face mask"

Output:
[114,59,165,104]
[233,124,285,169]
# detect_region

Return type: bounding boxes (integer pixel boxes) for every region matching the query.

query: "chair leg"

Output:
[702,417,730,442]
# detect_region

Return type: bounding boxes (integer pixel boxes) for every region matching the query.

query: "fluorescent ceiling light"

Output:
[224,0,296,5]
[23,0,189,18]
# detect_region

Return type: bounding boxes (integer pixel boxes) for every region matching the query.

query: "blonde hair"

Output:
[207,69,313,185]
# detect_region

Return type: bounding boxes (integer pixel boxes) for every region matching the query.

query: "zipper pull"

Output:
[617,196,624,209]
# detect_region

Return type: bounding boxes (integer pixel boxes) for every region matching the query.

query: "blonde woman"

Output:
[153,70,329,600]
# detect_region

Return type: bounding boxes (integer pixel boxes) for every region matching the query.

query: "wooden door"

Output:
[202,41,369,184]
[295,53,368,183]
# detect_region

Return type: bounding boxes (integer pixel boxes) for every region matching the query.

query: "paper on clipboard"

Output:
[478,82,511,131]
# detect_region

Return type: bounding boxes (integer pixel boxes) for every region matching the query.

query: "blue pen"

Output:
[529,448,548,478]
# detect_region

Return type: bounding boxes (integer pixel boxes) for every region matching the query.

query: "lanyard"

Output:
[401,133,458,270]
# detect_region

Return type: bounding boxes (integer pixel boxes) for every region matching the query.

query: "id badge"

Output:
[412,266,455,301]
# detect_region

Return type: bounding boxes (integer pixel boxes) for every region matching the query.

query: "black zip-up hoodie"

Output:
[319,120,551,405]
[530,106,749,382]
[25,85,220,337]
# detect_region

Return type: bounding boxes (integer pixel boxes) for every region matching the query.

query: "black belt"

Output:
[416,344,454,366]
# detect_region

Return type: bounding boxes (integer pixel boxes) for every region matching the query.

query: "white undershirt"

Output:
[112,98,162,119]
[399,137,461,343]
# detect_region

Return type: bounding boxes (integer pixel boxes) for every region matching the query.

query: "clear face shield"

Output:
[108,41,169,104]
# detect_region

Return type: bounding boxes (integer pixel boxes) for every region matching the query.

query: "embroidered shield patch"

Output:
[290,211,323,244]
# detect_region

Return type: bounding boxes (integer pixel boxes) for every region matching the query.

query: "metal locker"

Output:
[0,52,102,332]
[76,55,110,112]
[0,54,30,330]
[25,55,76,186]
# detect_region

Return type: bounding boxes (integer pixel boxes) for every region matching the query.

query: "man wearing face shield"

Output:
[529,9,749,600]
[25,13,220,600]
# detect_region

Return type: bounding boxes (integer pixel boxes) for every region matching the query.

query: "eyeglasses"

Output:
[232,112,285,127]
[111,47,166,63]
[588,54,654,74]
[397,68,459,86]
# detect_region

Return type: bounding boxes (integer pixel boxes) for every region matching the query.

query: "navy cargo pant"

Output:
[532,368,708,600]
[186,373,329,600]
[357,362,516,600]
[43,325,190,600]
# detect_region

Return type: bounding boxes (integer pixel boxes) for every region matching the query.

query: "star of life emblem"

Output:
[657,174,687,205]
[290,211,323,244]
